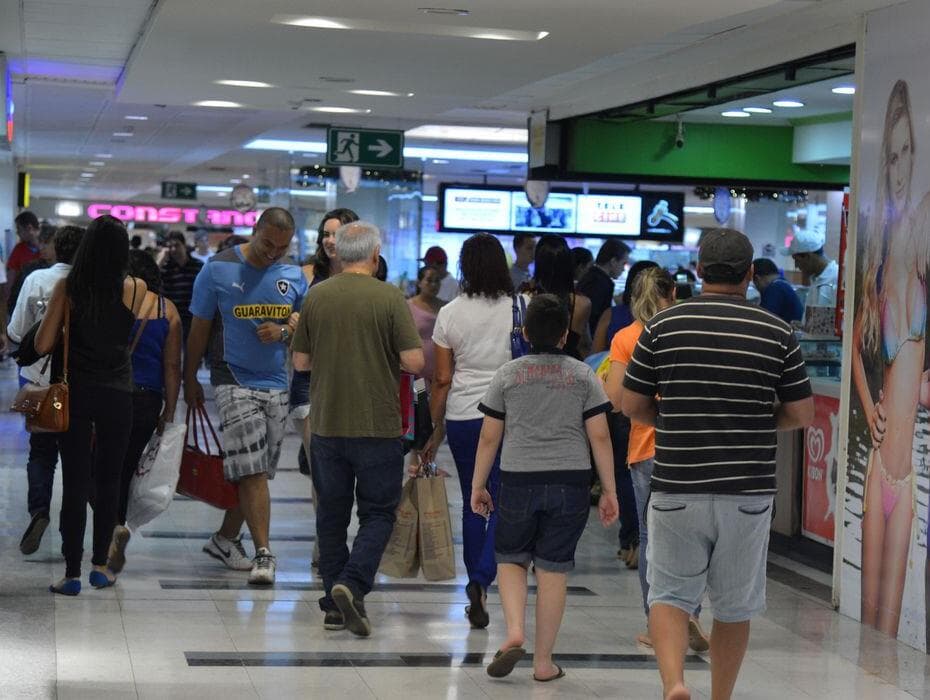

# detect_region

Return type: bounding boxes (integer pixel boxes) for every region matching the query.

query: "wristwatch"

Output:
[280,326,290,342]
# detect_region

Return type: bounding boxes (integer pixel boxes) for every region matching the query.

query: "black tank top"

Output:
[68,280,137,392]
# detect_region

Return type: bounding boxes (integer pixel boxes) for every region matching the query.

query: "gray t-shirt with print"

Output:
[478,351,612,477]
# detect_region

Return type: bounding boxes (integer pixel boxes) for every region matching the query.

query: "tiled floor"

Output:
[1,361,928,699]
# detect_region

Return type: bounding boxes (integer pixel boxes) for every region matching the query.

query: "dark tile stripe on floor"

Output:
[767,561,832,603]
[142,530,466,545]
[172,496,312,504]
[161,579,597,595]
[185,651,706,669]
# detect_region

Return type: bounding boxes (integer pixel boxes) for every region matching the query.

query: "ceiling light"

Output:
[277,17,349,29]
[419,7,470,15]
[94,153,112,158]
[55,201,82,217]
[742,107,773,114]
[194,100,243,108]
[289,189,328,198]
[88,161,106,166]
[198,186,233,193]
[832,85,856,95]
[721,111,751,118]
[772,100,805,108]
[273,14,547,42]
[230,178,242,184]
[431,159,450,164]
[242,174,250,179]
[405,125,528,143]
[348,89,413,97]
[244,138,527,163]
[124,115,148,120]
[215,79,275,88]
[80,172,94,177]
[308,106,371,114]
[112,131,134,137]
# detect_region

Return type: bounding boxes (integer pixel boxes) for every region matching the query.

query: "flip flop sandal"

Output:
[533,664,565,682]
[486,647,526,678]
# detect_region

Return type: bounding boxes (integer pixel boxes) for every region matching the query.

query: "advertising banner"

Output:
[840,0,930,652]
[803,394,840,545]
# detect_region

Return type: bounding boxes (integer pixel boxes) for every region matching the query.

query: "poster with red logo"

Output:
[802,393,840,546]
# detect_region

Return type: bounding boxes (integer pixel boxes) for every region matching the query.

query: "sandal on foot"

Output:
[465,581,489,629]
[49,578,81,596]
[486,646,525,678]
[533,664,565,682]
[89,570,116,589]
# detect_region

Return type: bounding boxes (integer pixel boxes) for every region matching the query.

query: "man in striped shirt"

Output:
[621,228,813,700]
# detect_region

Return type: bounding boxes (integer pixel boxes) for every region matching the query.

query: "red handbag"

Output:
[176,406,239,510]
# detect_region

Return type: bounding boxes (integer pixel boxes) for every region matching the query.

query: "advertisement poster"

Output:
[840,0,930,652]
[803,394,840,545]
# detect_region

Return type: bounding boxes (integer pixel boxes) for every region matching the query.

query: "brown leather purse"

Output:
[11,305,70,433]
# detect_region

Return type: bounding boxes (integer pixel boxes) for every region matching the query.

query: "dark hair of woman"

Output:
[128,248,163,295]
[459,233,513,299]
[313,207,359,280]
[532,234,574,299]
[217,234,248,253]
[376,255,388,282]
[621,259,660,306]
[415,265,437,294]
[67,215,130,321]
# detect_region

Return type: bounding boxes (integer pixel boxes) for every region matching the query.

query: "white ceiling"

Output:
[0,0,909,202]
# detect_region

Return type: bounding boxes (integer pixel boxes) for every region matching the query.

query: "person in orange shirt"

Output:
[605,267,710,652]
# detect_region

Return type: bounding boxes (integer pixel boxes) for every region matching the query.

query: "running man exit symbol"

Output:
[326,126,404,168]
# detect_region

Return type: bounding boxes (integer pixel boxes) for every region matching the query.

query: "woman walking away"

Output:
[421,233,514,629]
[108,249,182,574]
[36,215,147,595]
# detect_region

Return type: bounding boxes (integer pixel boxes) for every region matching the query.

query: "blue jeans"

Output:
[446,419,500,588]
[310,435,404,611]
[630,458,700,620]
[20,374,59,517]
[609,413,639,550]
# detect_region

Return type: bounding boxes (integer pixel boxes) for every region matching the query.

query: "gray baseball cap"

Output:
[699,228,754,274]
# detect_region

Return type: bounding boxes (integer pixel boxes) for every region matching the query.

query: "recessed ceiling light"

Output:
[279,17,349,29]
[112,131,134,137]
[721,110,751,118]
[832,85,856,95]
[431,159,450,164]
[215,79,275,88]
[80,172,94,177]
[743,107,773,114]
[406,125,528,143]
[94,153,113,158]
[124,115,148,120]
[418,7,470,15]
[194,100,243,108]
[349,89,413,97]
[230,178,241,184]
[273,14,547,42]
[309,106,372,114]
[242,174,250,179]
[88,161,106,166]
[773,100,805,108]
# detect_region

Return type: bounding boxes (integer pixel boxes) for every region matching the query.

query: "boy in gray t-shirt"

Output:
[471,294,618,683]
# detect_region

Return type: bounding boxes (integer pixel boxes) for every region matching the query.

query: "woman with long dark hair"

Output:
[530,235,592,359]
[36,215,146,594]
[422,233,514,629]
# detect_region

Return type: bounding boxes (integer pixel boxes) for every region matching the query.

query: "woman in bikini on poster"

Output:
[852,79,930,637]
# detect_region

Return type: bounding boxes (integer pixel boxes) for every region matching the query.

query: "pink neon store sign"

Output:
[87,203,259,227]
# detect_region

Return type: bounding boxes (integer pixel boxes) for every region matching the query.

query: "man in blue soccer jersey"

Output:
[184,208,307,585]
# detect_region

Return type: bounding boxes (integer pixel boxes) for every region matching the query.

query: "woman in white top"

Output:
[422,233,514,630]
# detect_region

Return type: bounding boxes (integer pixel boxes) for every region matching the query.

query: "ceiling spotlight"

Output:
[832,85,856,95]
[215,80,275,88]
[773,100,805,108]
[743,107,773,114]
[721,110,751,118]
[418,7,470,15]
[194,100,243,108]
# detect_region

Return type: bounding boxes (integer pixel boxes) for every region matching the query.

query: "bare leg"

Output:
[533,569,567,680]
[237,473,271,551]
[877,494,913,636]
[497,563,528,650]
[650,603,691,700]
[219,507,245,540]
[709,620,750,700]
[860,450,885,628]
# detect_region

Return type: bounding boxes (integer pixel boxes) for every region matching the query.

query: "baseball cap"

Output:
[420,246,448,266]
[699,228,754,275]
[787,226,826,255]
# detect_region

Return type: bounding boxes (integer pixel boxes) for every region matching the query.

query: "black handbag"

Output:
[11,320,44,367]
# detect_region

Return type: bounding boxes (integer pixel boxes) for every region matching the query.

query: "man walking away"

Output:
[577,239,630,336]
[292,221,424,637]
[622,228,814,700]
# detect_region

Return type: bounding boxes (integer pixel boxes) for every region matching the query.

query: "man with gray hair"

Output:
[293,221,424,636]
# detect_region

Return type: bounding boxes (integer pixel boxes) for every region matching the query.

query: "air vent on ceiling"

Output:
[289,98,323,110]
[208,166,228,172]
[319,76,355,83]
[418,7,470,15]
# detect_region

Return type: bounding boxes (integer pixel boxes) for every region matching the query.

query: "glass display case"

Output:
[797,334,842,379]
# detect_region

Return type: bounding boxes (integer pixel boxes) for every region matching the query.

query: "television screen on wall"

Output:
[510,191,577,233]
[440,187,511,232]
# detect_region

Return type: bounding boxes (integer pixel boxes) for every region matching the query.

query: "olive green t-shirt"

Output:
[292,273,421,438]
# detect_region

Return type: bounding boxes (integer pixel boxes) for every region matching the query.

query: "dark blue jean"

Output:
[20,374,60,517]
[608,412,639,550]
[446,418,501,589]
[310,434,404,611]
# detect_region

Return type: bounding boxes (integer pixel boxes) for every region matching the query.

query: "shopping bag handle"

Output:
[186,405,222,456]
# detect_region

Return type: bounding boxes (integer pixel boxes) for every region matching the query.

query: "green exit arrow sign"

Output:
[326,127,404,169]
[161,181,198,200]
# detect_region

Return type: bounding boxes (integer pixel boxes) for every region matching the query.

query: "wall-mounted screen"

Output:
[640,192,685,240]
[441,187,511,231]
[576,194,642,236]
[510,192,577,233]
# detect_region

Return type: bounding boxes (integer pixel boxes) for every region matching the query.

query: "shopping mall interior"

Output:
[2,0,930,698]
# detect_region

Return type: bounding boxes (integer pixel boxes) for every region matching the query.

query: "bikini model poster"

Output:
[840,0,930,652]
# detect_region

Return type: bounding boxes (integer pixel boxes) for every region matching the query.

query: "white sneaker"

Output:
[203,533,252,571]
[249,547,276,586]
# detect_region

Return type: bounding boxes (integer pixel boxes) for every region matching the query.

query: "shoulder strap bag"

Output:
[10,304,70,433]
[510,294,531,359]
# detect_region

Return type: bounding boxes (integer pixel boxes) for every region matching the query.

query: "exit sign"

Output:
[161,181,197,200]
[326,127,404,169]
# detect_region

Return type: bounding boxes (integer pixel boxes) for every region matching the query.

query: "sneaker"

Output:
[323,610,345,631]
[203,533,252,571]
[248,547,276,586]
[20,512,50,555]
[688,617,710,653]
[331,583,371,637]
[107,525,131,574]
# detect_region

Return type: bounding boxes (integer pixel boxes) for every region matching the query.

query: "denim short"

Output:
[494,482,590,573]
[646,493,774,623]
[289,369,311,420]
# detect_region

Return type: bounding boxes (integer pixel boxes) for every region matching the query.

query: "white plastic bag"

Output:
[126,422,186,530]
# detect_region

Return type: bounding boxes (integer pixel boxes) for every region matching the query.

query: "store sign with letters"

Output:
[86,203,260,226]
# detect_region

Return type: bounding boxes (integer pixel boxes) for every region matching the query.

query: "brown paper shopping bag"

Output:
[378,478,420,578]
[416,476,456,581]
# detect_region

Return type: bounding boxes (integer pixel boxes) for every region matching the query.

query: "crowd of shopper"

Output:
[3,207,816,700]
